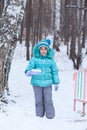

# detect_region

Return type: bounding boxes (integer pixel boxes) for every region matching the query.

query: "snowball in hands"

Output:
[26,69,41,76]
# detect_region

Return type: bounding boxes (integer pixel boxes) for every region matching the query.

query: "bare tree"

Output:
[60,0,87,69]
[69,0,77,68]
[82,0,87,48]
[19,17,24,44]
[25,0,32,60]
[53,0,61,51]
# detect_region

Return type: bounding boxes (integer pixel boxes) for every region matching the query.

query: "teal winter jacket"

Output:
[25,43,60,87]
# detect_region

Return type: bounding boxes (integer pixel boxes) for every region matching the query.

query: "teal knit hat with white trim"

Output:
[38,39,51,49]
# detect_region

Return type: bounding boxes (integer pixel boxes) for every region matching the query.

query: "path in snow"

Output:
[0,42,87,130]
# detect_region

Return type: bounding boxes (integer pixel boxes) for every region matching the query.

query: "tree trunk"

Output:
[25,0,32,60]
[69,0,77,69]
[0,0,4,17]
[20,18,24,44]
[82,0,87,48]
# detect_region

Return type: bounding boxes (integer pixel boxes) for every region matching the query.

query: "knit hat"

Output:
[38,39,51,49]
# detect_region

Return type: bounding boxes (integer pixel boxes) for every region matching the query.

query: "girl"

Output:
[25,39,60,119]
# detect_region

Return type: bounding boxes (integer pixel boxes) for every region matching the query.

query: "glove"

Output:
[25,69,41,77]
[55,84,59,91]
[25,71,34,76]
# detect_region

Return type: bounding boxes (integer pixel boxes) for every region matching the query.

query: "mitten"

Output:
[25,69,41,77]
[55,84,59,91]
[25,71,34,76]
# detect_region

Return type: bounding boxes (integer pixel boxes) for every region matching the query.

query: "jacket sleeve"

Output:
[25,58,36,73]
[51,60,60,84]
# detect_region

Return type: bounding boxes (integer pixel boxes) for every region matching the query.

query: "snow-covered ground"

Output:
[0,41,87,130]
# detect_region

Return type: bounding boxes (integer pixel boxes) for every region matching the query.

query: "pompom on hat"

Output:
[38,39,51,49]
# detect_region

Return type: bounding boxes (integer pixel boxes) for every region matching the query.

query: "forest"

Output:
[0,0,87,96]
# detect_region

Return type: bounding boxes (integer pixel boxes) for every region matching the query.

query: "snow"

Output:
[0,41,87,130]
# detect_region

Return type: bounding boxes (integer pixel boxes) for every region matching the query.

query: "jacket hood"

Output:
[33,43,55,59]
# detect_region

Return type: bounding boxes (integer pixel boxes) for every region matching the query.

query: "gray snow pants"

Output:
[33,86,55,119]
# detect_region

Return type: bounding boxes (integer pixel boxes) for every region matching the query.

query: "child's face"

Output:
[40,46,48,56]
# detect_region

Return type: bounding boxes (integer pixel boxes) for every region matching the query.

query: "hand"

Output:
[55,84,59,91]
[25,71,34,76]
[25,69,41,77]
